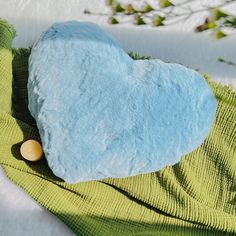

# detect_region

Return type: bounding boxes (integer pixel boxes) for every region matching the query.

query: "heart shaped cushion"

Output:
[28,21,217,183]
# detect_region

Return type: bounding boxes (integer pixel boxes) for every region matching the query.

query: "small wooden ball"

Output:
[20,140,43,162]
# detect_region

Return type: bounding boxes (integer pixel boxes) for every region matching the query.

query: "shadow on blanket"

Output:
[57,213,229,236]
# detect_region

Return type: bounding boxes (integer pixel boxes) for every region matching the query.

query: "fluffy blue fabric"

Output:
[28,21,217,183]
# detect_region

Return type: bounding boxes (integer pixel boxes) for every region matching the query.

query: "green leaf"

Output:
[210,8,229,21]
[152,15,165,26]
[134,14,146,25]
[142,4,154,13]
[218,57,225,62]
[108,16,119,24]
[159,0,174,8]
[128,52,151,60]
[83,9,91,14]
[215,30,227,39]
[112,3,124,13]
[207,21,217,29]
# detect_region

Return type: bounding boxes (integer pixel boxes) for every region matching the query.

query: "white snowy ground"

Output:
[0,0,235,235]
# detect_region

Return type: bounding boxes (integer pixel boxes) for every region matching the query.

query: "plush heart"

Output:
[28,21,217,183]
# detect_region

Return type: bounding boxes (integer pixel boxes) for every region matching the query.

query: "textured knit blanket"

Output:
[0,23,236,235]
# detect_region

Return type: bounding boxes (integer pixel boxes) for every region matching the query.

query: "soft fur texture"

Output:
[28,21,217,183]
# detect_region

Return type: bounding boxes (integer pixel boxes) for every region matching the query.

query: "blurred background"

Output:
[0,0,236,87]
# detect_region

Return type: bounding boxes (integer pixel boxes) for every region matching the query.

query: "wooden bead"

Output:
[20,140,43,162]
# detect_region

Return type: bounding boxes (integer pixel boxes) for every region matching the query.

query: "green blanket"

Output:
[0,20,236,236]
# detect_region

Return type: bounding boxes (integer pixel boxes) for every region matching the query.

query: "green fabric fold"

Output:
[0,20,236,235]
[0,19,15,113]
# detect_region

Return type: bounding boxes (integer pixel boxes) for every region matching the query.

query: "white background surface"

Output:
[0,0,236,235]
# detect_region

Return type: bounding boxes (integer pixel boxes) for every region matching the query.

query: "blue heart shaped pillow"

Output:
[28,21,217,183]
